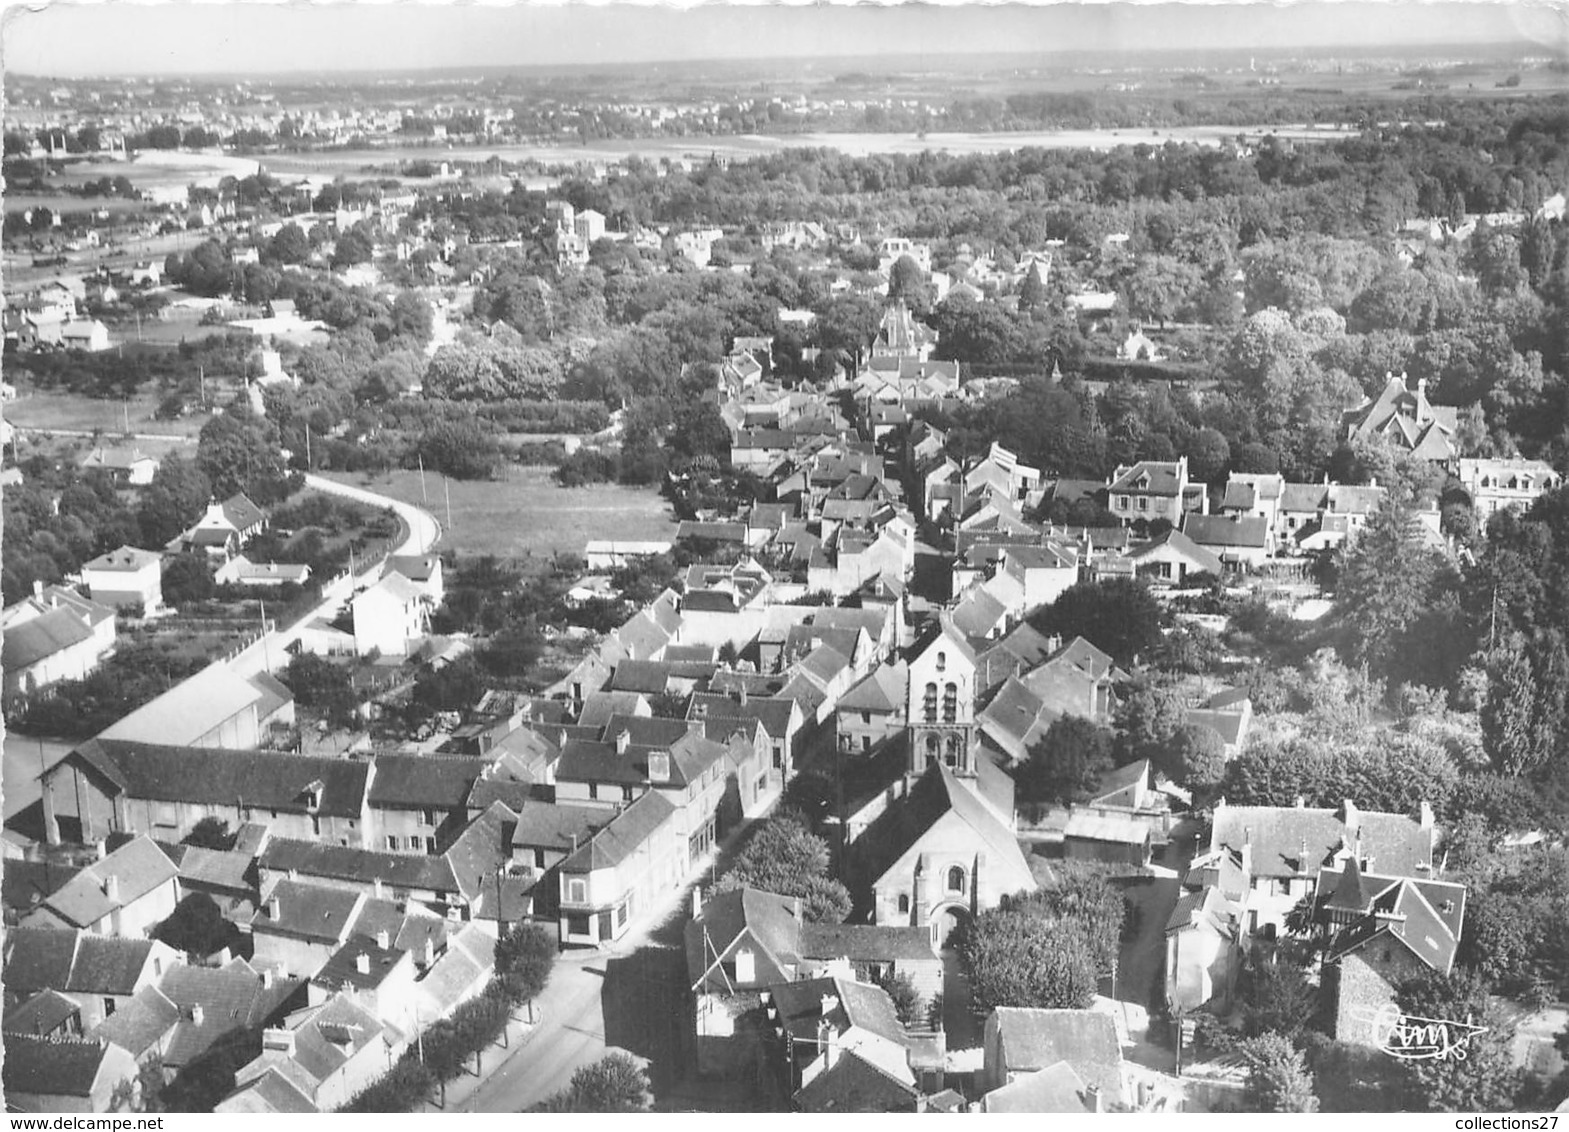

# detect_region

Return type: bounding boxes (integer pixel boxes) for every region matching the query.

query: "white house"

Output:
[60,319,111,353]
[1456,457,1561,517]
[81,546,163,615]
[1,586,118,699]
[351,574,429,657]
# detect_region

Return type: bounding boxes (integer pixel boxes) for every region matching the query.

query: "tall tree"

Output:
[1240,1032,1319,1113]
[1335,500,1442,673]
[1482,636,1540,777]
[1019,716,1116,806]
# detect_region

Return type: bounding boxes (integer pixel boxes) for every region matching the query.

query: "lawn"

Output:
[6,388,210,440]
[321,466,678,558]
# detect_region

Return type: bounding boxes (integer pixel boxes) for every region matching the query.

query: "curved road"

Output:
[304,472,442,558]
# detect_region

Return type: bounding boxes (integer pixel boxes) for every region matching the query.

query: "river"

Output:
[249,123,1351,175]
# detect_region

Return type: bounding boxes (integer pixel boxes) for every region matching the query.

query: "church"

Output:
[854,615,1037,946]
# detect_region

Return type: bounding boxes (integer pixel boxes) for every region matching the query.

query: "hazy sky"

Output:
[4,1,1566,78]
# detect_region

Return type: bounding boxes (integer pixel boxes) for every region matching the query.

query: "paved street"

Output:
[445,819,764,1113]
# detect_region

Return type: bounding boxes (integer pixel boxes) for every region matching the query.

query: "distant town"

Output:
[2,27,1569,1120]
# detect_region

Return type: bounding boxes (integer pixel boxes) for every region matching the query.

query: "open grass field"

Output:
[321,465,678,558]
[5,389,208,440]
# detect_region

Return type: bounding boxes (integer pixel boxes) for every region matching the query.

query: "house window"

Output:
[103,998,116,1017]
[898,893,910,915]
[942,682,958,723]
[947,866,966,894]
[923,683,938,723]
[943,735,960,769]
[422,809,437,827]
[861,736,871,753]
[622,785,635,804]
[566,913,590,937]
[534,849,547,870]
[567,879,587,904]
[1138,497,1149,512]
[425,837,437,855]
[772,743,783,769]
[386,836,399,852]
[936,651,946,673]
[588,783,599,801]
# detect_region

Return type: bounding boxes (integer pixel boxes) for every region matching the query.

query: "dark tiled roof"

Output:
[2,1034,122,1097]
[43,836,178,929]
[1210,803,1432,880]
[798,922,937,963]
[311,940,408,994]
[991,1007,1122,1097]
[2,860,81,916]
[221,493,267,532]
[91,984,182,1058]
[561,790,677,872]
[685,887,802,988]
[793,1048,918,1112]
[688,692,798,739]
[68,739,369,819]
[1181,514,1269,549]
[3,607,96,670]
[159,960,302,1069]
[367,755,488,810]
[261,837,458,892]
[509,802,610,851]
[252,879,362,943]
[2,989,81,1038]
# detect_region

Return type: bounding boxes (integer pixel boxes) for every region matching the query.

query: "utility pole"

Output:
[418,452,428,506]
[304,424,311,470]
[444,475,453,532]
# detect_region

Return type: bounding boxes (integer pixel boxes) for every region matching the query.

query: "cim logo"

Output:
[1351,1005,1489,1062]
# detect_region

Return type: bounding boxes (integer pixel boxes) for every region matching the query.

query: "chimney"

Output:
[375,929,390,950]
[1086,1085,1103,1113]
[190,1004,204,1026]
[1239,828,1253,879]
[615,729,631,755]
[822,1019,840,1068]
[260,968,274,989]
[1342,799,1360,836]
[1293,795,1306,808]
[355,951,371,975]
[738,683,748,707]
[820,993,839,1018]
[103,874,120,904]
[262,1027,294,1055]
[95,839,108,861]
[267,895,281,921]
[1419,801,1434,830]
[793,895,803,921]
[32,579,43,600]
[424,936,436,967]
[372,877,385,900]
[691,887,703,919]
[647,751,670,783]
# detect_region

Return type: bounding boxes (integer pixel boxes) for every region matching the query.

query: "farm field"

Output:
[320,465,678,558]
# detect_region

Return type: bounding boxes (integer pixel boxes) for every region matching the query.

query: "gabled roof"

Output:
[98,666,288,747]
[1129,529,1223,576]
[1319,864,1466,975]
[2,605,98,670]
[990,1007,1123,1098]
[1210,802,1433,881]
[860,763,1030,890]
[1108,460,1184,496]
[384,554,440,583]
[793,1047,919,1112]
[82,545,160,572]
[367,755,488,810]
[41,836,177,928]
[91,984,182,1058]
[159,959,303,1069]
[837,662,907,714]
[1181,514,1270,550]
[260,837,459,893]
[252,879,363,943]
[560,789,677,872]
[798,922,937,964]
[688,692,799,738]
[685,887,803,989]
[982,1059,1097,1113]
[3,989,82,1038]
[221,493,267,532]
[66,738,368,818]
[2,1035,128,1098]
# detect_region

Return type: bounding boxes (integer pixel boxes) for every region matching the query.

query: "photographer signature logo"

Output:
[1352,1005,1488,1061]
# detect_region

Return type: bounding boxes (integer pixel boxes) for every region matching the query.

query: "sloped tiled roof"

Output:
[91,984,182,1058]
[991,1007,1123,1097]
[1210,803,1432,881]
[2,1034,125,1098]
[367,755,488,810]
[42,836,177,929]
[2,989,81,1038]
[560,789,677,872]
[2,606,96,670]
[67,738,368,818]
[685,887,803,989]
